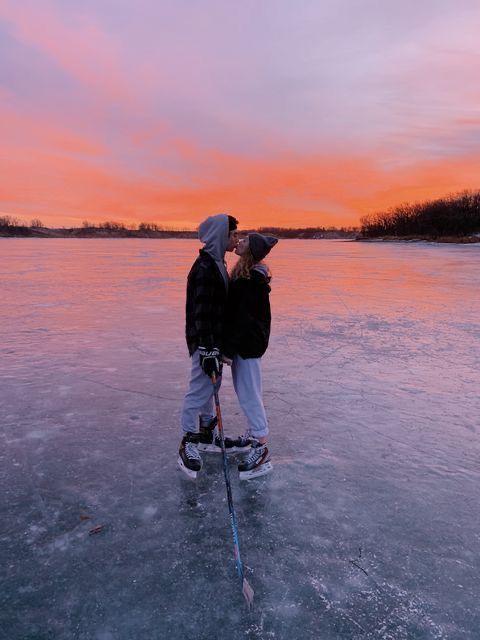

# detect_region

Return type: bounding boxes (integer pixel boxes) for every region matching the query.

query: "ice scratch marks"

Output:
[350,559,369,576]
[308,570,450,639]
[81,376,178,402]
[58,385,72,397]
[244,610,268,638]
[142,505,158,519]
[18,490,101,555]
[128,331,159,357]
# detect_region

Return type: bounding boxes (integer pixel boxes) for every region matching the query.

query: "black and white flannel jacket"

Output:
[185,249,228,356]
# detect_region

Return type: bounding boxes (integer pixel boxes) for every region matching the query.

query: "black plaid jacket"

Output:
[185,250,228,356]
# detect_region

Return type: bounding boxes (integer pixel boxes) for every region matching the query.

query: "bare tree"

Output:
[99,221,126,231]
[360,189,480,238]
[0,215,21,228]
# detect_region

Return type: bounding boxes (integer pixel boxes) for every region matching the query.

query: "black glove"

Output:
[198,346,222,377]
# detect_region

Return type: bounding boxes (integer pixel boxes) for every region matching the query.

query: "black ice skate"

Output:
[238,442,273,480]
[218,434,253,454]
[178,432,202,479]
[198,416,252,454]
[197,416,218,452]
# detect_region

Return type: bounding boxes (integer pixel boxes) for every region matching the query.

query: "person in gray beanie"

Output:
[223,232,279,479]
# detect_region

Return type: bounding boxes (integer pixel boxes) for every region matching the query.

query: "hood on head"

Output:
[198,213,229,261]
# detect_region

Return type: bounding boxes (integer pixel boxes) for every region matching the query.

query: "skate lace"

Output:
[185,441,201,461]
[244,444,265,465]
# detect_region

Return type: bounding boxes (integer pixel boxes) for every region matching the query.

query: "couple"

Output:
[178,213,278,481]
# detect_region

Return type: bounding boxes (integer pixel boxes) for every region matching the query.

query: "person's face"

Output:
[226,229,239,252]
[234,236,249,256]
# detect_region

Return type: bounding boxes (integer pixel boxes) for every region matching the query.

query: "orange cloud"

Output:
[2,123,479,230]
[0,96,105,157]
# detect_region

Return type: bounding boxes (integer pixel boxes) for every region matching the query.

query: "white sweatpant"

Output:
[231,355,269,439]
[181,350,221,434]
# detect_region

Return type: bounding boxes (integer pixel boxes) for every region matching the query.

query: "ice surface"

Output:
[1,239,479,639]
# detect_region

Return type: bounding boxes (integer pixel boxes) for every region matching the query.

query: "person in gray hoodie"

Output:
[178,213,251,479]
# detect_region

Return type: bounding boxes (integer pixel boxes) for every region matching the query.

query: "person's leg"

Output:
[178,351,220,478]
[199,398,215,426]
[192,356,250,454]
[232,355,272,479]
[181,350,220,434]
[231,355,269,441]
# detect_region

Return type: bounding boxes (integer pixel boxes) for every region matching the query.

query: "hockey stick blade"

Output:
[242,577,254,609]
[211,373,255,611]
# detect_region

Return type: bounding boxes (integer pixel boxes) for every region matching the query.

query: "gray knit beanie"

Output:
[248,233,278,261]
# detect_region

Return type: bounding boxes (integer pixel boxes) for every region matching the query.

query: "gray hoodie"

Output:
[198,213,230,290]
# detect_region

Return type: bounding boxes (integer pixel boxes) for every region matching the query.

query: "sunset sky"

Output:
[1,0,480,229]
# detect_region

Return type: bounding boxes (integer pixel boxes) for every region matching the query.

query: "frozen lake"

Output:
[1,238,479,639]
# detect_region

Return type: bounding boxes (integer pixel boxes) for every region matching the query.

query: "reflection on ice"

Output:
[1,239,479,639]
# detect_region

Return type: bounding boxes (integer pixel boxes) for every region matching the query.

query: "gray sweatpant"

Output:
[231,355,269,439]
[181,350,220,434]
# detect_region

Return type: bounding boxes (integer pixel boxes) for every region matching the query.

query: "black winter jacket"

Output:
[185,250,228,355]
[224,269,272,359]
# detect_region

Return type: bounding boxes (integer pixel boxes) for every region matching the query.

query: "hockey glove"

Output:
[198,346,222,377]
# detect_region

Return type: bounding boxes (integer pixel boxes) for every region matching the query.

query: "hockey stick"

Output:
[211,373,254,609]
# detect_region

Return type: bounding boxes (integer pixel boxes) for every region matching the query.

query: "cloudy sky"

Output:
[1,0,479,228]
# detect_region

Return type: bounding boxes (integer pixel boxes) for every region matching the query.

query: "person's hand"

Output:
[198,346,222,377]
[222,355,233,366]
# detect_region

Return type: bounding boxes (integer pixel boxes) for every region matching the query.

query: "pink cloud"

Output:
[0,0,132,103]
[0,92,105,157]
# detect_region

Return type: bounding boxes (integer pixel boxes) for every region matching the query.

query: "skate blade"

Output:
[239,461,273,480]
[177,457,199,480]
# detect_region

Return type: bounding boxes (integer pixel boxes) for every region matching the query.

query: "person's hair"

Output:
[228,215,238,232]
[230,248,271,281]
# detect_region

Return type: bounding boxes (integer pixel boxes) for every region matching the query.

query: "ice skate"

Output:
[238,442,273,480]
[218,433,253,453]
[197,416,218,452]
[198,416,252,454]
[178,432,202,479]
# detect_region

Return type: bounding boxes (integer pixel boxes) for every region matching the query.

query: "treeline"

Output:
[0,217,359,239]
[0,216,195,238]
[0,215,45,236]
[78,220,195,237]
[81,220,192,232]
[248,226,358,239]
[360,190,480,238]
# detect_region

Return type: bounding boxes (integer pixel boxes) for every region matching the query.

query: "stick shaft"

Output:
[211,374,244,580]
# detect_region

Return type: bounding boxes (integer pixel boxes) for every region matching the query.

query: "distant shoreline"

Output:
[1,228,479,243]
[356,235,480,244]
[0,228,358,240]
[2,233,479,243]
